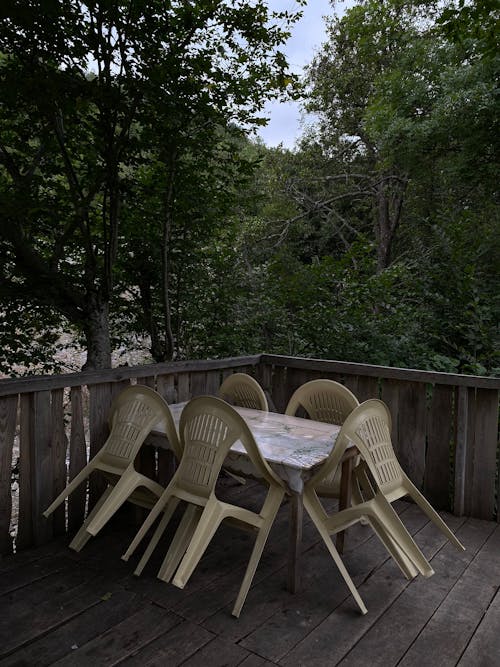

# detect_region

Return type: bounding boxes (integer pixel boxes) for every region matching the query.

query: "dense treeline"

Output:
[0,0,498,376]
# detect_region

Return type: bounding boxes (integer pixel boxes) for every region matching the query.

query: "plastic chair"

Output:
[218,372,268,411]
[218,373,268,484]
[303,399,446,615]
[122,395,285,617]
[347,399,466,552]
[285,379,359,497]
[43,385,181,551]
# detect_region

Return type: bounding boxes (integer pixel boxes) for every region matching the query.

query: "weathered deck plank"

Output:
[0,589,143,666]
[0,482,499,667]
[457,580,500,666]
[326,519,493,667]
[398,523,500,667]
[245,504,453,664]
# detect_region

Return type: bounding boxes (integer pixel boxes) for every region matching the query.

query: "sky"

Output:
[257,0,353,149]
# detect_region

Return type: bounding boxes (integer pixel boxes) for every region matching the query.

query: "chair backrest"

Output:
[311,399,403,494]
[177,396,283,499]
[218,373,268,411]
[102,384,181,465]
[345,400,404,494]
[285,379,359,425]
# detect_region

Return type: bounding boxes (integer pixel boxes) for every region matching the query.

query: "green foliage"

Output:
[0,0,497,378]
[0,301,63,376]
[437,0,500,60]
[0,1,301,370]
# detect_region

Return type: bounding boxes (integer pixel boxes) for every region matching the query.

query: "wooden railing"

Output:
[0,355,261,556]
[261,354,500,524]
[0,353,498,556]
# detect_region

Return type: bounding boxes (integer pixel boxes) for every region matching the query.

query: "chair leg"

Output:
[43,466,90,517]
[366,514,419,580]
[232,490,284,618]
[304,496,367,615]
[374,495,434,579]
[352,462,373,526]
[324,494,418,580]
[69,486,113,552]
[224,469,247,485]
[134,498,180,576]
[122,491,176,562]
[157,504,202,582]
[408,486,465,551]
[85,471,139,537]
[172,500,223,590]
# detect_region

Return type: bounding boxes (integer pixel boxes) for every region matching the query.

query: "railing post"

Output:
[454,385,468,516]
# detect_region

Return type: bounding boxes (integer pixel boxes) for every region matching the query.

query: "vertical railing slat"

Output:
[50,388,68,536]
[453,385,469,516]
[354,376,380,402]
[68,387,87,533]
[256,362,276,411]
[425,384,455,511]
[177,373,190,401]
[462,387,478,517]
[17,394,33,550]
[205,370,221,396]
[271,366,288,414]
[31,391,53,546]
[157,374,176,403]
[134,376,157,486]
[395,382,427,489]
[380,378,400,447]
[137,376,155,389]
[190,371,207,397]
[88,383,113,509]
[342,374,360,398]
[285,368,314,400]
[0,394,17,555]
[467,388,498,520]
[156,373,178,485]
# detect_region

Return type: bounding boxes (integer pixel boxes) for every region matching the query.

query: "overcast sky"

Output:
[257,0,353,149]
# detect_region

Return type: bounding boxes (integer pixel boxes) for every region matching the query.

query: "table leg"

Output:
[287,492,303,593]
[336,455,354,553]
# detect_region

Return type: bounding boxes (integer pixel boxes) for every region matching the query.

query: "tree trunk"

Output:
[375,184,392,271]
[82,295,112,369]
[374,176,407,272]
[160,152,177,361]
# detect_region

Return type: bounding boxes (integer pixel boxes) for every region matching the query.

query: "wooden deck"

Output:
[1,478,499,667]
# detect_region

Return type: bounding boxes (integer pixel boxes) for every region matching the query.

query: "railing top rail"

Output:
[0,355,262,397]
[1,353,499,397]
[261,354,500,390]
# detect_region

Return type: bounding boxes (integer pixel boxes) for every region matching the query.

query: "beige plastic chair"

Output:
[348,399,466,552]
[122,395,285,617]
[43,385,181,551]
[218,372,268,411]
[218,372,268,484]
[285,379,359,497]
[303,399,444,615]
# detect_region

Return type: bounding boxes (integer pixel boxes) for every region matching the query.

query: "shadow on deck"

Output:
[1,478,499,667]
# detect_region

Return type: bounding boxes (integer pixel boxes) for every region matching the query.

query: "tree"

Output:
[243,0,499,374]
[301,0,447,270]
[117,125,262,361]
[0,0,302,370]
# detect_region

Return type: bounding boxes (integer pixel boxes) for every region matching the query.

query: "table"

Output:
[151,402,355,592]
